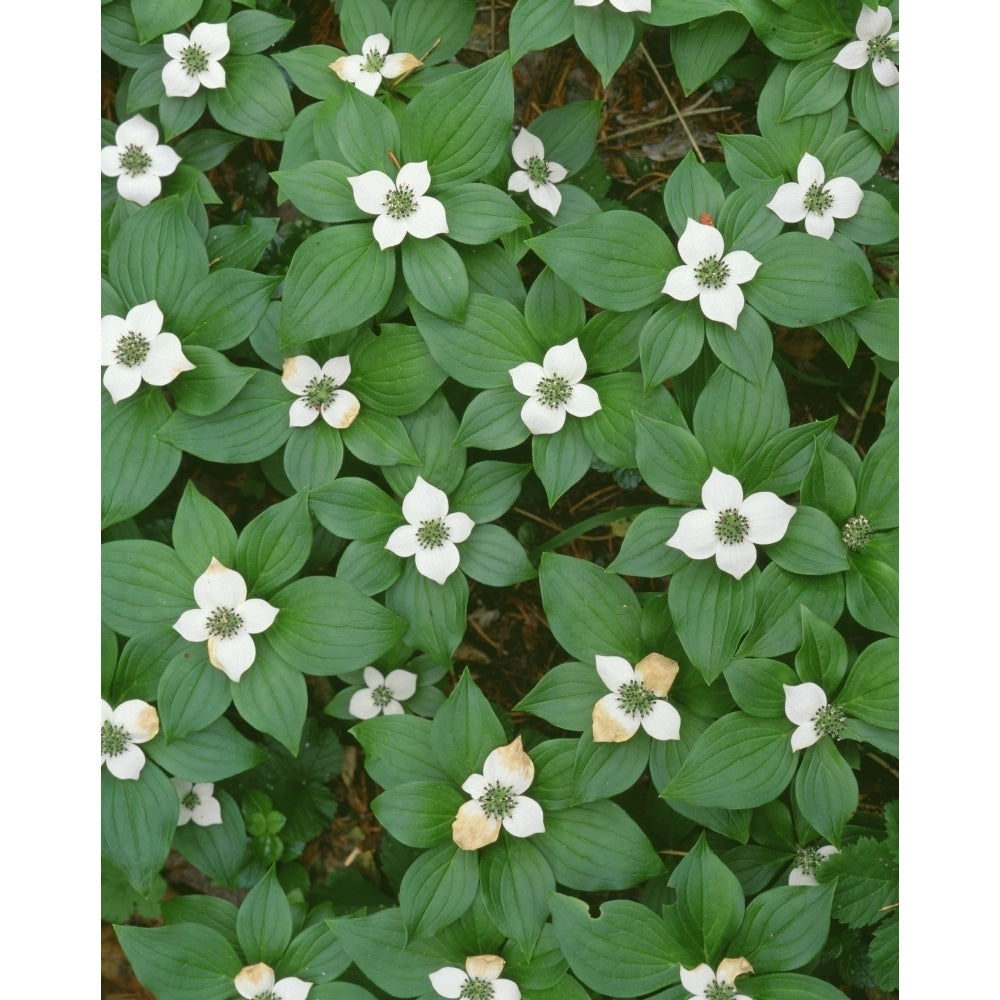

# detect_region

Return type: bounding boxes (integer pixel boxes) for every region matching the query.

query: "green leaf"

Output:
[352,715,450,787]
[671,13,749,94]
[737,418,837,497]
[851,66,899,150]
[450,462,530,524]
[102,1,161,66]
[171,346,256,417]
[481,837,554,958]
[531,412,592,506]
[838,637,897,729]
[350,323,446,414]
[845,552,898,636]
[310,477,401,540]
[818,836,897,929]
[766,506,851,576]
[171,482,238,577]
[430,668,507,784]
[236,868,293,966]
[230,650,308,753]
[454,387,529,450]
[372,781,464,848]
[157,648,231,739]
[337,82,401,174]
[779,50,850,120]
[276,921,353,984]
[725,656,798,717]
[226,9,294,55]
[739,0,844,58]
[461,525,536,587]
[172,790,247,886]
[386,561,468,667]
[131,0,200,42]
[400,841,479,937]
[705,307,774,389]
[800,439,857,523]
[176,269,281,350]
[526,100,603,175]
[639,299,706,388]
[664,151,725,239]
[272,160,367,223]
[836,190,898,245]
[272,45,345,99]
[206,54,295,139]
[508,0,573,61]
[283,422,344,491]
[514,661,605,731]
[606,507,688,578]
[335,536,402,596]
[793,738,857,845]
[635,413,711,503]
[856,427,897,527]
[437,184,531,244]
[236,490,312,596]
[206,217,279,270]
[146,716,268,781]
[571,730,648,805]
[795,605,848,690]
[573,3,636,87]
[391,0,476,64]
[869,918,899,992]
[402,236,469,320]
[845,297,898,362]
[113,625,190,703]
[101,540,192,637]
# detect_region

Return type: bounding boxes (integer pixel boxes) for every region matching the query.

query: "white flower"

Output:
[162,22,230,98]
[101,300,195,403]
[833,5,898,87]
[507,129,568,216]
[574,0,652,12]
[430,955,520,1000]
[349,666,418,719]
[592,653,681,743]
[234,963,311,1000]
[385,476,475,585]
[100,114,181,207]
[348,161,448,250]
[680,959,753,1000]
[171,778,223,826]
[101,699,159,780]
[281,355,361,429]
[452,737,545,850]
[173,558,279,682]
[330,33,422,97]
[666,468,795,580]
[789,844,840,886]
[662,219,761,329]
[509,338,601,434]
[783,682,847,751]
[766,153,863,240]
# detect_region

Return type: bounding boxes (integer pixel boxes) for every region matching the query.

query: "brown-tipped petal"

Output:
[382,52,422,79]
[484,736,534,793]
[465,956,505,980]
[717,957,754,986]
[592,693,640,743]
[452,800,501,850]
[634,653,680,696]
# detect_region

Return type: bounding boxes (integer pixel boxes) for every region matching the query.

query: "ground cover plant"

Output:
[100,1,899,997]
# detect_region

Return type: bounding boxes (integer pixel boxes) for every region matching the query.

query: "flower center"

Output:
[841,514,874,552]
[478,781,515,820]
[460,978,495,1000]
[416,518,449,549]
[694,255,730,290]
[113,331,151,368]
[714,508,749,545]
[371,684,394,708]
[704,982,737,1000]
[794,845,828,877]
[535,374,572,408]
[803,181,834,215]
[251,993,280,1000]
[205,606,243,638]
[866,34,894,62]
[617,679,657,718]
[363,47,386,73]
[101,720,129,757]
[385,184,416,219]
[181,790,200,810]
[812,703,847,740]
[180,43,210,76]
[118,143,152,177]
[526,155,550,185]
[303,375,338,411]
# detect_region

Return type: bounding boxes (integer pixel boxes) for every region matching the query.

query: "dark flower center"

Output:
[794,845,828,877]
[460,978,495,1000]
[704,982,737,1000]
[813,704,847,740]
[617,679,657,718]
[866,34,893,62]
[180,43,210,75]
[363,48,386,73]
[113,331,151,368]
[416,518,449,549]
[119,143,152,176]
[803,181,834,214]
[536,374,571,408]
[371,684,394,708]
[478,781,515,820]
[181,790,200,810]
[841,514,874,552]
[101,720,129,757]
[714,508,749,544]
[303,374,337,411]
[694,255,730,289]
[385,184,416,219]
[206,606,243,638]
[526,155,550,185]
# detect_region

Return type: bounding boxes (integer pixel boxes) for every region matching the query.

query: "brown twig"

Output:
[637,42,705,163]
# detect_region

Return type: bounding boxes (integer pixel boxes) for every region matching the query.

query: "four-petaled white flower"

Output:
[430,955,521,1000]
[789,844,840,886]
[101,699,160,781]
[385,476,475,585]
[171,778,223,827]
[663,219,761,329]
[330,33,422,97]
[100,114,181,207]
[667,468,795,580]
[783,682,848,751]
[574,0,652,12]
[349,666,418,719]
[767,153,863,240]
[509,338,601,435]
[101,300,195,404]
[592,653,682,743]
[162,22,230,97]
[348,161,448,250]
[234,962,311,1000]
[173,558,279,682]
[680,958,753,1000]
[452,737,545,850]
[833,5,898,87]
[507,129,567,216]
[281,355,361,429]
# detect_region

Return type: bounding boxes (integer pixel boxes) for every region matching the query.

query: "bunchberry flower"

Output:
[452,737,545,850]
[281,355,360,429]
[667,468,795,580]
[234,963,311,1000]
[348,161,448,250]
[841,513,874,553]
[766,153,863,240]
[592,653,681,743]
[101,300,195,404]
[173,558,279,682]
[574,0,652,12]
[385,477,475,585]
[100,114,181,207]
[507,128,567,216]
[349,666,418,719]
[680,958,753,1000]
[833,5,899,87]
[783,682,848,751]
[789,844,840,886]
[162,22,230,97]
[662,219,761,329]
[430,955,521,1000]
[171,778,223,827]
[330,33,421,96]
[509,338,601,435]
[101,699,159,781]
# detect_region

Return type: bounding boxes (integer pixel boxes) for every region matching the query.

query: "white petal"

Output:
[396,160,432,198]
[332,54,364,83]
[796,152,825,188]
[833,39,869,69]
[504,795,545,837]
[149,145,181,177]
[543,338,587,383]
[141,332,194,386]
[386,524,420,557]
[197,61,227,90]
[462,773,489,797]
[574,0,603,5]
[101,146,125,177]
[101,700,114,724]
[742,492,796,544]
[117,114,159,149]
[349,688,380,719]
[725,251,763,287]
[491,979,521,1000]
[871,57,899,87]
[235,965,276,1000]
[483,738,534,793]
[783,682,828,725]
[804,212,836,239]
[818,845,840,859]
[363,33,391,57]
[666,509,719,559]
[281,355,322,393]
[677,218,724,265]
[162,32,189,59]
[641,699,681,741]
[191,796,223,826]
[788,865,818,886]
[363,666,385,688]
[372,213,407,249]
[702,468,743,510]
[162,60,201,97]
[321,355,352,385]
[106,743,146,780]
[385,668,418,700]
[509,361,546,396]
[856,4,892,40]
[564,382,601,418]
[610,0,651,9]
[381,52,419,79]
[289,398,321,426]
[406,197,449,239]
[191,22,231,59]
[173,608,211,641]
[115,700,160,742]
[595,654,635,691]
[414,542,461,584]
[520,396,566,434]
[239,598,279,634]
[429,969,469,999]
[402,476,449,523]
[118,173,161,207]
[714,539,758,579]
[662,264,701,301]
[274,977,311,1000]
[353,69,383,96]
[528,182,562,216]
[512,128,546,167]
[209,632,257,682]
[195,558,247,609]
[547,161,568,183]
[699,283,745,329]
[444,511,475,543]
[592,692,642,742]
[680,964,715,994]
[791,722,821,751]
[767,182,808,223]
[508,171,532,193]
[321,389,361,429]
[103,362,143,403]
[101,316,128,363]
[348,171,395,214]
[825,177,863,219]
